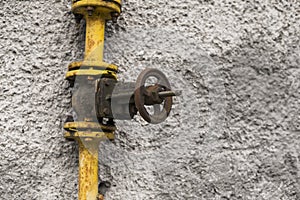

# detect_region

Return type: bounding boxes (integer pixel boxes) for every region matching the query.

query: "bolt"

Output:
[108,118,115,126]
[103,108,110,115]
[87,76,94,81]
[84,117,93,122]
[104,79,110,86]
[111,12,119,23]
[86,6,94,16]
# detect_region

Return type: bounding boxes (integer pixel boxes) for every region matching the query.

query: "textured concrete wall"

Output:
[1,0,299,199]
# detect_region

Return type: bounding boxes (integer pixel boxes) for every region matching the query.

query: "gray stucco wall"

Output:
[0,0,299,199]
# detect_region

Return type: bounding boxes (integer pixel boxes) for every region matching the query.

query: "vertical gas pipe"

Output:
[64,1,122,200]
[64,1,178,199]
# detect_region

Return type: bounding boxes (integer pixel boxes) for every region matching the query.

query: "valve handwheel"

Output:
[135,68,173,124]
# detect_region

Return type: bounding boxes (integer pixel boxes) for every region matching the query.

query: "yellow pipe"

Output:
[77,12,105,200]
[84,13,105,64]
[66,1,122,199]
[78,138,100,200]
[77,10,107,200]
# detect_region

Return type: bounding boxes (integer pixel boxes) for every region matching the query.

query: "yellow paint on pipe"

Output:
[67,1,122,199]
[98,194,105,200]
[78,138,100,200]
[84,14,105,65]
[77,10,106,200]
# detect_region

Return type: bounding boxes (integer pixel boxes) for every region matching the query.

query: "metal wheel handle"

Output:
[134,68,173,124]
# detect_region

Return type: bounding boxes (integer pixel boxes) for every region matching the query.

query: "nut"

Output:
[86,6,94,16]
[103,108,110,115]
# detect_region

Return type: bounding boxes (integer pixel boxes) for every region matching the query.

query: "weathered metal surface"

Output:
[64,132,115,140]
[64,122,116,132]
[72,0,122,20]
[94,69,178,122]
[96,78,118,119]
[84,15,105,63]
[68,61,119,72]
[97,80,138,120]
[66,69,117,81]
[134,68,173,124]
[64,1,122,200]
[158,91,180,98]
[110,82,137,120]
[78,139,99,200]
[72,78,97,121]
[64,0,178,199]
[98,194,105,200]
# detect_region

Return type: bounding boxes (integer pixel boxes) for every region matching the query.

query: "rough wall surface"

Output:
[0,0,299,200]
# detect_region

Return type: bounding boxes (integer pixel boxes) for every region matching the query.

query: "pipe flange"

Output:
[68,61,119,73]
[72,0,122,20]
[64,131,115,140]
[66,61,118,82]
[64,122,116,140]
[66,69,117,82]
[64,122,116,132]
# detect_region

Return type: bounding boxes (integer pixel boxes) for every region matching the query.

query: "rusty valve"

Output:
[134,68,177,124]
[63,1,179,200]
[96,68,178,124]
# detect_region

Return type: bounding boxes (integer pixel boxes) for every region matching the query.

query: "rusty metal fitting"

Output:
[63,1,178,199]
[98,194,104,200]
[66,61,118,84]
[72,0,122,20]
[86,6,95,16]
[111,12,119,23]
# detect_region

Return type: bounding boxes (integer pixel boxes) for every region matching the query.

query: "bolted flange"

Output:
[72,0,122,20]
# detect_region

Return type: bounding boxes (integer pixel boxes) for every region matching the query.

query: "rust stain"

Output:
[98,194,105,200]
[66,1,122,200]
[78,140,99,200]
[87,36,96,52]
